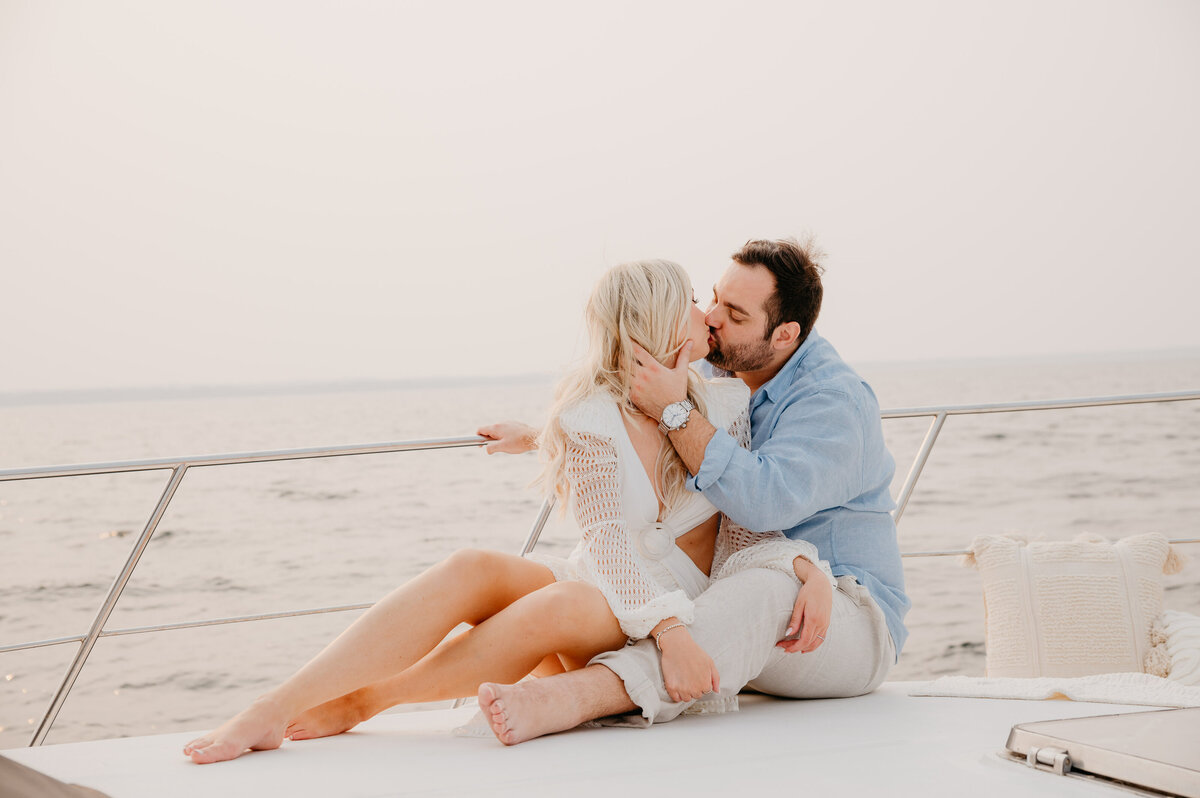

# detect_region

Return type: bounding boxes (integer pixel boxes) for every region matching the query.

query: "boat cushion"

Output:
[964,533,1183,678]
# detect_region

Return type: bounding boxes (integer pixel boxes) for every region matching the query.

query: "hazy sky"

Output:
[3,1,1198,392]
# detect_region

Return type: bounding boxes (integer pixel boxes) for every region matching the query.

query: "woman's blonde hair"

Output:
[537,259,708,512]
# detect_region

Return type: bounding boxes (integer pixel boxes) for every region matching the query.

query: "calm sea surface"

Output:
[2,352,1199,748]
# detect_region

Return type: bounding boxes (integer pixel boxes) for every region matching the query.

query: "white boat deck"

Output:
[3,682,1166,797]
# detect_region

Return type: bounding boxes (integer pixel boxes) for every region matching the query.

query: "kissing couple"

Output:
[184,237,908,763]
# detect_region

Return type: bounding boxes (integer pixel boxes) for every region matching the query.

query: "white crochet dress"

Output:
[530,378,835,641]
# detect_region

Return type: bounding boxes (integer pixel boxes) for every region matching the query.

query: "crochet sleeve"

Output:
[711,517,836,587]
[564,430,694,640]
[710,404,837,588]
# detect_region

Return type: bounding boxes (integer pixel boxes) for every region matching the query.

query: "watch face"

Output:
[663,403,689,427]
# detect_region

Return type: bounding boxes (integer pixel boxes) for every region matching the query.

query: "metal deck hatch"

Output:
[1006,707,1200,797]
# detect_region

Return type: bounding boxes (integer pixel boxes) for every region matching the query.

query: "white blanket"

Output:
[910,672,1200,708]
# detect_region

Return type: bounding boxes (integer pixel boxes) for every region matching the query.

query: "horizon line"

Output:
[3,345,1199,408]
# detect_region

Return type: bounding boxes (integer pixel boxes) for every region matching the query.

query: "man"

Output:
[478,238,909,744]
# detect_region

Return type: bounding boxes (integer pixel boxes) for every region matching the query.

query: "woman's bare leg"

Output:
[287,650,564,741]
[286,580,625,740]
[182,549,554,764]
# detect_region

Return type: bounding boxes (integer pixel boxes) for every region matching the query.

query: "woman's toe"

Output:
[182,736,212,755]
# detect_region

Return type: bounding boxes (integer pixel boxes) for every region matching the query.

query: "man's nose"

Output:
[703,308,719,326]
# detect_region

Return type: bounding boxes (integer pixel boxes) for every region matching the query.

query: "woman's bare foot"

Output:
[286,692,370,741]
[182,696,291,764]
[478,681,581,746]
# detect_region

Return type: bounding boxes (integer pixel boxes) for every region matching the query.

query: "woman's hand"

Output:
[777,557,833,654]
[476,421,538,455]
[656,624,720,703]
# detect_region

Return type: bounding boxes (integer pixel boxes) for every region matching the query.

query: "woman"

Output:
[183,260,833,764]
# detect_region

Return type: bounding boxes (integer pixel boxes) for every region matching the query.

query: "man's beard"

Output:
[706,332,774,372]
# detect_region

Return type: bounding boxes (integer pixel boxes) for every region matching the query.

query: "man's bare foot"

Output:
[286,692,370,741]
[478,680,585,746]
[182,696,290,764]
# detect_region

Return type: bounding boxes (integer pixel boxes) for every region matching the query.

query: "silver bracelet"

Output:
[654,622,686,652]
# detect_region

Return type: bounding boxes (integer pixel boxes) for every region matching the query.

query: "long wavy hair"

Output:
[537,259,709,513]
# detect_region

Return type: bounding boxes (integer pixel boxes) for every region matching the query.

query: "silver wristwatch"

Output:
[658,399,695,434]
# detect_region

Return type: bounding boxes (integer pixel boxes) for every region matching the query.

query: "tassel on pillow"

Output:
[1164,545,1188,576]
[1144,616,1171,678]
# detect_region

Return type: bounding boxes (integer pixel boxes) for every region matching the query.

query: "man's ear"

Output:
[771,321,802,350]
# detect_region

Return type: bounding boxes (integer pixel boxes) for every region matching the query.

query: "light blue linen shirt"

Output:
[691,330,910,657]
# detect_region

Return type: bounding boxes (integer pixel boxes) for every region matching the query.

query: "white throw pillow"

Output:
[964,533,1183,678]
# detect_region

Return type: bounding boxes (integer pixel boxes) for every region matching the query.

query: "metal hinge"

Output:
[1026,746,1073,776]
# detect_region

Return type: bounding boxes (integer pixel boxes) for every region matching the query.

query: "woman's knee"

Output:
[442,548,541,587]
[516,582,618,638]
[441,547,501,576]
[439,549,548,620]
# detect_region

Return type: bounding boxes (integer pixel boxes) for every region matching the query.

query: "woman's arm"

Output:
[650,616,719,703]
[711,517,836,588]
[777,556,834,654]
[562,431,695,640]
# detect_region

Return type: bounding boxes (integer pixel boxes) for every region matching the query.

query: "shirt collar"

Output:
[758,329,822,403]
[704,330,823,402]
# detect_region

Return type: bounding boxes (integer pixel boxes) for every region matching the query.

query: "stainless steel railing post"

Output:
[449,494,559,709]
[519,497,556,556]
[892,411,947,526]
[30,465,189,745]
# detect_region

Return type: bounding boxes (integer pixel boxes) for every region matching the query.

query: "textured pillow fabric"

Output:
[964,533,1183,678]
[1152,610,1200,686]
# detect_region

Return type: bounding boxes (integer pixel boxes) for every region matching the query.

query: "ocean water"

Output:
[2,352,1199,749]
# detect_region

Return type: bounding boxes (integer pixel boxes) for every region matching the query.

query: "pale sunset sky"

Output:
[2,1,1198,393]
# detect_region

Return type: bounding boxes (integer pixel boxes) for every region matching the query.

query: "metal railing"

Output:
[879,389,1200,554]
[1,436,492,745]
[2,389,1199,745]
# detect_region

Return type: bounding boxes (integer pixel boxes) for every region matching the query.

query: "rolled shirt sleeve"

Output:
[687,389,865,534]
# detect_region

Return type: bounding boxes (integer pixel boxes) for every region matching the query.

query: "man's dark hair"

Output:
[731,237,825,343]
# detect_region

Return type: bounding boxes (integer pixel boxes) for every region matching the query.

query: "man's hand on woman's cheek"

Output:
[630,341,692,419]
